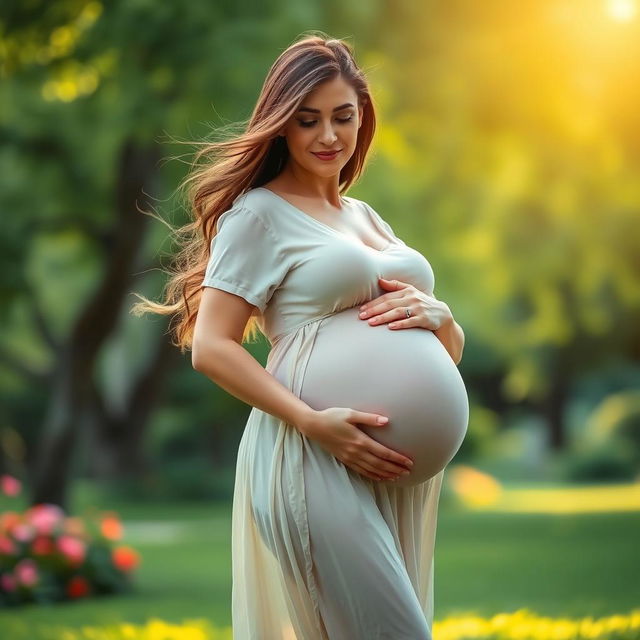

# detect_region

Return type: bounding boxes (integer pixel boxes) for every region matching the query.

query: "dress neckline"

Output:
[254,186,395,253]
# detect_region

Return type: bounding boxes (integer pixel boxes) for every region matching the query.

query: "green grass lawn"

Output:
[1,481,638,633]
[435,509,639,618]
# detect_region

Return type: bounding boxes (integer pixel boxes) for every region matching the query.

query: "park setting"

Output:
[1,1,639,638]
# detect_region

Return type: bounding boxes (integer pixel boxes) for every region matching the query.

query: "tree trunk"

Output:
[543,347,572,451]
[30,139,160,510]
[88,331,182,480]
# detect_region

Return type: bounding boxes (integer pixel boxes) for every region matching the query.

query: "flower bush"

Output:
[0,473,141,606]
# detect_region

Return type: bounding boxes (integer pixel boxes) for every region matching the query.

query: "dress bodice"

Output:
[202,186,435,345]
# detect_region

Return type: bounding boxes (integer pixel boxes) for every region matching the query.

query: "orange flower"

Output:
[66,575,91,599]
[0,512,22,535]
[100,513,123,541]
[63,516,87,538]
[112,545,140,572]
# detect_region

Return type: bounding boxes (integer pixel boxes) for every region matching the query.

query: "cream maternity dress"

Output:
[202,186,463,639]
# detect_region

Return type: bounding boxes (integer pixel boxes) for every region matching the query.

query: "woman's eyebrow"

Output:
[297,103,354,114]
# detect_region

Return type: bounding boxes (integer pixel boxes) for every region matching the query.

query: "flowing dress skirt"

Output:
[231,317,445,639]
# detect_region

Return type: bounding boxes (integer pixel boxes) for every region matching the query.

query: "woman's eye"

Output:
[298,115,354,128]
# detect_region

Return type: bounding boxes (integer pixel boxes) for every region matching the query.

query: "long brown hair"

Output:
[131,31,377,350]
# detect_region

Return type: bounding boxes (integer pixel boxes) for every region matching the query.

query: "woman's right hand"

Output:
[298,407,414,482]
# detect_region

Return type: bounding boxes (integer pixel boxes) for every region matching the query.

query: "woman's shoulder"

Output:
[232,186,267,208]
[229,187,282,230]
[220,188,279,236]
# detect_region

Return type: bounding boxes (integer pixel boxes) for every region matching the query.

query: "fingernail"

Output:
[377,416,388,424]
[406,460,414,467]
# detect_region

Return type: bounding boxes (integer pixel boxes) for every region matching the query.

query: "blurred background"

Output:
[1,0,639,638]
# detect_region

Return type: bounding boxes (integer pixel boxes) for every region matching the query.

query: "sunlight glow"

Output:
[606,0,637,21]
[448,465,640,514]
[455,478,640,514]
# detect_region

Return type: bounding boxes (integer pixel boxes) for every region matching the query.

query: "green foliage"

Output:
[587,390,640,461]
[101,459,236,502]
[560,440,637,482]
[562,390,640,481]
[452,402,500,462]
[1,0,639,501]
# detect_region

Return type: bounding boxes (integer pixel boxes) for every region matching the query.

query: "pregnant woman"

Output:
[135,33,468,639]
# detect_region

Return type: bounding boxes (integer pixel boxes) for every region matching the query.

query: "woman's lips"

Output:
[312,150,341,161]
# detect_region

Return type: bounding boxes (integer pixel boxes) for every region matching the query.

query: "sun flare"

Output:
[606,0,637,21]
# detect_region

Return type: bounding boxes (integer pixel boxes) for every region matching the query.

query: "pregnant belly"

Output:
[298,306,469,487]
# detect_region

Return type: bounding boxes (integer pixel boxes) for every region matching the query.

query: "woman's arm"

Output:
[193,333,316,431]
[192,289,316,433]
[192,288,414,481]
[433,316,465,365]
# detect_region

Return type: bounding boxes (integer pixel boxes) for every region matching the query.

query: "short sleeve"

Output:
[201,205,288,313]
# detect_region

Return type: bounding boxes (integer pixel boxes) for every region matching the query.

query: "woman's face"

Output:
[278,74,363,179]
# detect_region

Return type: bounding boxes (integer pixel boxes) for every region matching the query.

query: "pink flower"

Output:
[57,534,86,566]
[1,573,17,592]
[14,558,39,587]
[0,536,17,556]
[11,523,36,543]
[0,475,21,497]
[25,503,65,536]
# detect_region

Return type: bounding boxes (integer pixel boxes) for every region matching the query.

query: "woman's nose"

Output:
[318,122,338,144]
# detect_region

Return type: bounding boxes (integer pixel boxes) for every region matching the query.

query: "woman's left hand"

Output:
[358,277,453,331]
